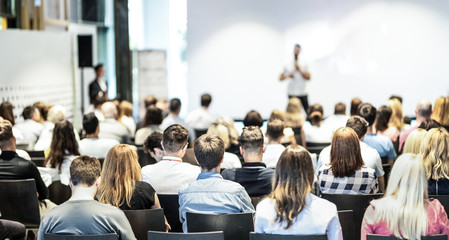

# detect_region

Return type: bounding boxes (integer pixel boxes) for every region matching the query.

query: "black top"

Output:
[221,162,275,197]
[428,178,449,195]
[119,181,156,210]
[88,80,107,104]
[0,151,48,200]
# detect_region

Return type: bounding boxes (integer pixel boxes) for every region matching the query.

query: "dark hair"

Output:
[0,119,13,143]
[70,155,101,186]
[295,43,301,48]
[375,106,392,132]
[334,102,346,115]
[346,116,368,139]
[201,94,212,107]
[267,119,284,141]
[46,120,80,170]
[144,96,157,108]
[243,110,263,127]
[240,126,264,154]
[350,98,362,116]
[0,102,15,125]
[194,134,225,170]
[389,95,403,104]
[357,103,377,126]
[22,106,36,120]
[83,113,99,135]
[307,104,323,124]
[143,106,163,126]
[163,124,188,153]
[330,127,364,178]
[144,131,163,154]
[418,119,441,131]
[169,98,181,112]
[33,102,52,121]
[94,64,104,72]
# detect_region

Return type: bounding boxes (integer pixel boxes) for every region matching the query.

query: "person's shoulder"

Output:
[221,168,237,179]
[309,194,337,210]
[256,197,275,211]
[135,180,155,191]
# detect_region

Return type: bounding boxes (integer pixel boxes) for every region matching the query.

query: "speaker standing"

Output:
[88,64,108,104]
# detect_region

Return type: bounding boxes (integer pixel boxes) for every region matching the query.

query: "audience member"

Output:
[0,219,26,240]
[160,98,190,132]
[255,145,342,240]
[141,124,200,194]
[222,126,274,197]
[389,95,403,104]
[243,110,264,127]
[135,106,163,145]
[387,98,407,132]
[269,110,297,145]
[34,105,69,151]
[0,102,25,146]
[262,119,286,168]
[323,102,349,134]
[398,100,432,152]
[118,100,136,138]
[178,135,254,232]
[432,96,449,131]
[37,156,136,240]
[317,127,378,194]
[303,104,332,143]
[78,113,119,159]
[317,116,385,191]
[88,64,108,104]
[137,95,157,130]
[186,93,216,133]
[206,123,241,169]
[99,101,130,143]
[375,105,399,143]
[361,153,449,240]
[143,131,164,162]
[217,116,242,161]
[284,98,306,135]
[421,127,449,195]
[419,119,441,131]
[350,98,362,116]
[402,128,428,154]
[14,106,43,147]
[33,101,52,124]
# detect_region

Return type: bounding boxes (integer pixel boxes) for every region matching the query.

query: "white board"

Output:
[136,49,168,107]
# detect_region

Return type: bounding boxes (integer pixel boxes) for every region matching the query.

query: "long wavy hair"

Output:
[420,127,449,180]
[45,120,80,170]
[387,99,405,130]
[270,145,314,229]
[97,144,141,208]
[431,97,449,126]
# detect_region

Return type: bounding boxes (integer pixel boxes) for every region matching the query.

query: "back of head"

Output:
[418,119,440,131]
[217,116,239,146]
[47,120,80,169]
[403,128,427,154]
[144,95,157,108]
[194,134,225,171]
[169,98,182,113]
[432,97,449,126]
[240,126,264,154]
[144,131,163,154]
[70,155,101,187]
[346,116,368,139]
[334,102,346,115]
[119,100,133,118]
[420,127,449,180]
[269,110,285,121]
[330,127,363,178]
[307,104,323,124]
[22,106,36,120]
[83,113,99,135]
[375,105,392,132]
[0,118,13,147]
[416,100,432,119]
[201,93,212,107]
[389,95,403,104]
[357,103,376,126]
[286,97,301,114]
[0,102,15,125]
[163,124,188,154]
[267,119,284,141]
[143,106,163,127]
[97,144,140,207]
[270,145,314,229]
[350,98,362,116]
[243,110,263,127]
[387,99,404,129]
[47,105,67,124]
[207,123,231,149]
[101,101,118,119]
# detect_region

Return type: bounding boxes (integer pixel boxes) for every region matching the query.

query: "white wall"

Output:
[187,0,449,118]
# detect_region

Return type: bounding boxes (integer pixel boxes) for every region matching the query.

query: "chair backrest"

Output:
[338,210,356,240]
[249,232,327,240]
[366,234,447,240]
[48,181,71,205]
[44,233,119,240]
[136,145,156,168]
[306,142,330,155]
[32,158,46,167]
[321,193,383,240]
[157,194,182,232]
[186,212,254,240]
[194,129,208,140]
[27,150,45,158]
[291,127,303,147]
[123,208,165,240]
[148,231,224,240]
[429,195,449,214]
[0,179,40,228]
[181,148,199,166]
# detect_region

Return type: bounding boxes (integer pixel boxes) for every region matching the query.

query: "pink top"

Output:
[361,198,449,240]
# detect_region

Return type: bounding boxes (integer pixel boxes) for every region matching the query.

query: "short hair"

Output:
[143,106,163,127]
[119,100,133,117]
[350,98,362,116]
[418,119,441,131]
[0,102,15,125]
[389,95,403,104]
[330,127,364,178]
[143,131,163,154]
[416,101,432,118]
[267,119,284,141]
[243,110,263,127]
[101,101,118,119]
[295,43,301,48]
[346,116,368,139]
[194,134,225,170]
[22,106,36,120]
[47,105,66,123]
[34,102,53,122]
[201,94,212,107]
[375,106,392,132]
[240,126,264,154]
[94,64,104,72]
[144,95,157,108]
[83,113,99,135]
[357,103,377,126]
[169,98,182,112]
[163,124,189,153]
[334,102,346,115]
[70,155,101,186]
[307,104,323,123]
[0,118,13,144]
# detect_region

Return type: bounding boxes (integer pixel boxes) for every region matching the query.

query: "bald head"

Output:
[416,100,432,119]
[101,102,118,119]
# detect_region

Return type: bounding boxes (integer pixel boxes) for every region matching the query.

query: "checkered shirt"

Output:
[317,165,378,195]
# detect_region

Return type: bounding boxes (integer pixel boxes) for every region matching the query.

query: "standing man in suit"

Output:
[89,64,108,104]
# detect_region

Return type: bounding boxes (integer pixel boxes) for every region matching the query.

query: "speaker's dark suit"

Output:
[88,79,107,103]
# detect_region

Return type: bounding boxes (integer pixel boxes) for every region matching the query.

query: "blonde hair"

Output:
[285,98,304,128]
[420,127,449,180]
[402,128,427,154]
[97,144,141,208]
[373,153,428,240]
[119,100,133,118]
[217,116,239,145]
[387,99,404,130]
[207,123,231,149]
[47,105,67,123]
[431,97,449,126]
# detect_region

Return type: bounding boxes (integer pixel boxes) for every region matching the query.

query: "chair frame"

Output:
[148,230,224,240]
[44,233,119,240]
[249,232,327,240]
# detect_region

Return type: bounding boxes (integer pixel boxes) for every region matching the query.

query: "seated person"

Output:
[318,127,378,195]
[361,153,449,240]
[303,104,333,143]
[222,126,275,197]
[0,219,26,240]
[262,119,286,168]
[185,93,216,135]
[207,123,241,169]
[322,102,349,134]
[375,105,399,143]
[79,113,119,159]
[135,106,163,145]
[255,145,342,240]
[143,131,164,162]
[402,128,428,154]
[99,101,130,144]
[178,135,254,232]
[14,106,43,147]
[37,156,136,240]
[34,105,68,151]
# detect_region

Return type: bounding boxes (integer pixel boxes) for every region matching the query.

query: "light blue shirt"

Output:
[178,172,255,232]
[363,133,397,160]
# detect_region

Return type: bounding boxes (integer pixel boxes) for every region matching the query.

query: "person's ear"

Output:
[239,146,244,156]
[262,145,266,154]
[161,141,165,151]
[69,178,74,188]
[95,176,101,187]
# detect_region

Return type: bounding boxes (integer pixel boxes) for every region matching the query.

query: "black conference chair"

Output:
[186,212,254,240]
[338,210,356,240]
[123,208,165,240]
[249,232,327,240]
[0,179,40,228]
[148,230,224,240]
[306,142,330,156]
[136,145,156,167]
[194,129,208,140]
[48,180,71,205]
[27,150,45,158]
[44,233,119,240]
[157,194,182,232]
[291,127,303,147]
[366,234,447,240]
[429,195,449,214]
